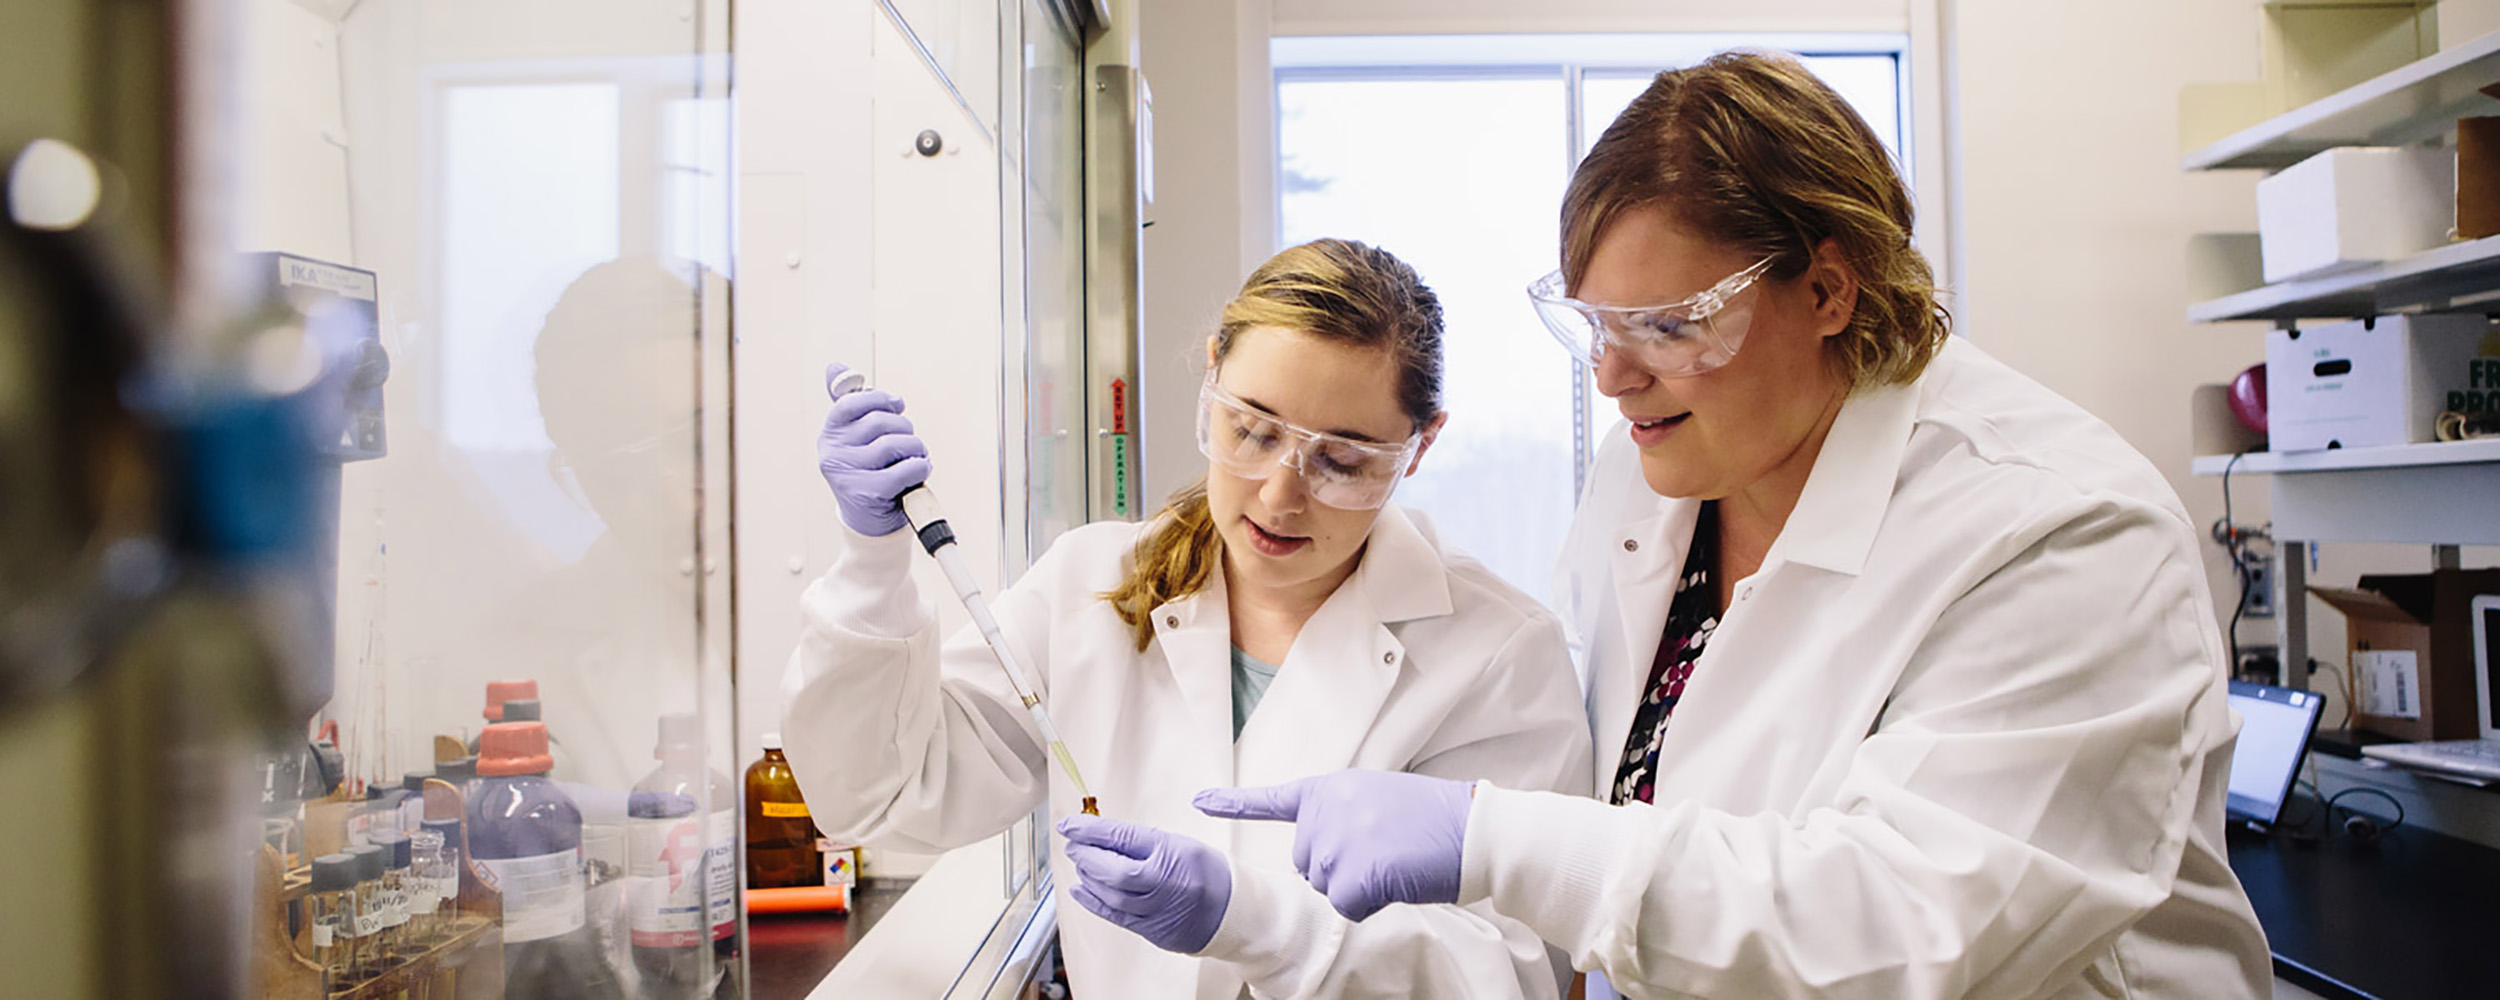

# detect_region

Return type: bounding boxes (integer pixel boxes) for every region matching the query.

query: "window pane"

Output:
[1278,74,1575,597]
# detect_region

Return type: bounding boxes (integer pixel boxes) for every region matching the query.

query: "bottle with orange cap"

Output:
[467,719,622,998]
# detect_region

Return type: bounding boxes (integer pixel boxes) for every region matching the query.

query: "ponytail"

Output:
[1102,479,1224,652]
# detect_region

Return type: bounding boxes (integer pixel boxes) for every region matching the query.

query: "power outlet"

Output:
[2242,554,2275,619]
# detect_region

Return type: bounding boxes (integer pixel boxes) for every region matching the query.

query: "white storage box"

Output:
[2256,147,2455,283]
[2266,313,2487,452]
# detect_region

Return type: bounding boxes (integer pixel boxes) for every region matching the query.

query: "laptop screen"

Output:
[2479,597,2498,738]
[2226,680,2324,825]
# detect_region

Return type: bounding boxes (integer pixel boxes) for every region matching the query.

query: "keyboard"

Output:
[2363,739,2500,780]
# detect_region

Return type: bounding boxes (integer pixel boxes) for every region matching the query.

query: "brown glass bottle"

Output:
[744,733,821,889]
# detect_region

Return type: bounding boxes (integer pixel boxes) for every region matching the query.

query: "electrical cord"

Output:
[2323,786,2406,845]
[2221,451,2248,673]
[2308,659,2355,729]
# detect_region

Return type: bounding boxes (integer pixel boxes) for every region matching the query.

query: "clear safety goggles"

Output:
[1526,255,1776,378]
[1196,376,1421,511]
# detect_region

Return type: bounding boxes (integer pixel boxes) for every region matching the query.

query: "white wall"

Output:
[1136,0,1275,507]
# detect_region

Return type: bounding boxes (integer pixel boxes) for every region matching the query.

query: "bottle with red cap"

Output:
[467,720,622,998]
[466,679,539,756]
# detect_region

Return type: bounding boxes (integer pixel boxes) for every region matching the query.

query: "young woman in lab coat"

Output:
[1182,54,2277,998]
[780,239,1590,999]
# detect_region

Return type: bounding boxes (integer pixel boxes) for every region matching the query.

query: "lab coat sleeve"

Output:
[1199,613,1590,1000]
[1459,500,2226,999]
[779,526,1053,855]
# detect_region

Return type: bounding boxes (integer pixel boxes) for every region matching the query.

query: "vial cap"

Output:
[421,818,463,853]
[476,722,554,777]
[372,830,412,869]
[437,757,478,783]
[760,732,782,751]
[656,712,701,757]
[402,771,432,792]
[311,853,357,892]
[346,844,385,883]
[483,680,539,721]
[499,698,542,723]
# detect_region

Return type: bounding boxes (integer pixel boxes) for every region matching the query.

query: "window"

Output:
[1275,34,1908,597]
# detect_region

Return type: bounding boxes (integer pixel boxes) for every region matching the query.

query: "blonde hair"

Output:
[1564,51,1949,387]
[1101,238,1443,651]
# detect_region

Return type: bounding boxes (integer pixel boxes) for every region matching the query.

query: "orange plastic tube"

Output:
[745,885,851,914]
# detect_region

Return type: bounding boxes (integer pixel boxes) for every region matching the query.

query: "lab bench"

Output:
[2227,731,2500,1000]
[747,878,914,1000]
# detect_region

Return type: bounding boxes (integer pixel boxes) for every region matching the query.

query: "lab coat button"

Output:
[1384,651,1397,664]
[1163,615,1178,628]
[1623,539,1638,552]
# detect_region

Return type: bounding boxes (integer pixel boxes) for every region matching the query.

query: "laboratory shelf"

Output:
[2189,440,2500,547]
[2184,233,2500,322]
[2190,437,2500,476]
[2183,29,2500,172]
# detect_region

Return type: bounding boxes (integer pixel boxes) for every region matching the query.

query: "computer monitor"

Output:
[2475,595,2498,741]
[2225,679,2324,826]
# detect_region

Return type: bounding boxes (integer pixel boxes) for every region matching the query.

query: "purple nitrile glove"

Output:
[1057,814,1233,954]
[817,363,932,537]
[1194,770,1472,922]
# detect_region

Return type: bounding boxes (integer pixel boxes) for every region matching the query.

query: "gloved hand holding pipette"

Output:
[814,364,930,537]
[811,363,1099,815]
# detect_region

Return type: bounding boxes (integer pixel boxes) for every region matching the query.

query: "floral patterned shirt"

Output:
[1611,501,1721,806]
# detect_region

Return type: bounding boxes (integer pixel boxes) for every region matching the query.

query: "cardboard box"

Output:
[2317,569,2500,741]
[2458,117,2500,239]
[2262,1,2439,113]
[2257,146,2456,283]
[2266,313,2485,451]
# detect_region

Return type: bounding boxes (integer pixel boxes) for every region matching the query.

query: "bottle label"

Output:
[629,810,741,946]
[475,849,587,943]
[817,839,858,888]
[352,908,383,938]
[706,811,737,940]
[760,801,809,818]
[407,878,436,915]
[313,922,334,948]
[383,888,407,928]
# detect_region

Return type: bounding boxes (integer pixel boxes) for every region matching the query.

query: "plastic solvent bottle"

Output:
[628,713,740,997]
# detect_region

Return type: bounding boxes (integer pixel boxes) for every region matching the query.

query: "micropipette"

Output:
[829,369,1099,816]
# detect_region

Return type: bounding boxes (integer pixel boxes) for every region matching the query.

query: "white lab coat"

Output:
[782,504,1590,1000]
[1458,338,2273,999]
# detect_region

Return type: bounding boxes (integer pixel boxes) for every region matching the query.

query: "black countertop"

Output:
[2227,820,2500,999]
[746,878,916,1000]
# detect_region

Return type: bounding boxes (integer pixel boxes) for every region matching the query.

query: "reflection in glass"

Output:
[231,2,737,996]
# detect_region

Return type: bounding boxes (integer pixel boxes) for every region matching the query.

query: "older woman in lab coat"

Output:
[780,238,1589,999]
[1189,54,2277,998]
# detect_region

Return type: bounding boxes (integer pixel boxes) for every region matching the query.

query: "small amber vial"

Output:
[1080,796,1098,816]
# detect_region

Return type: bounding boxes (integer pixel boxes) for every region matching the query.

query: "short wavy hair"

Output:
[1563,50,1949,387]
